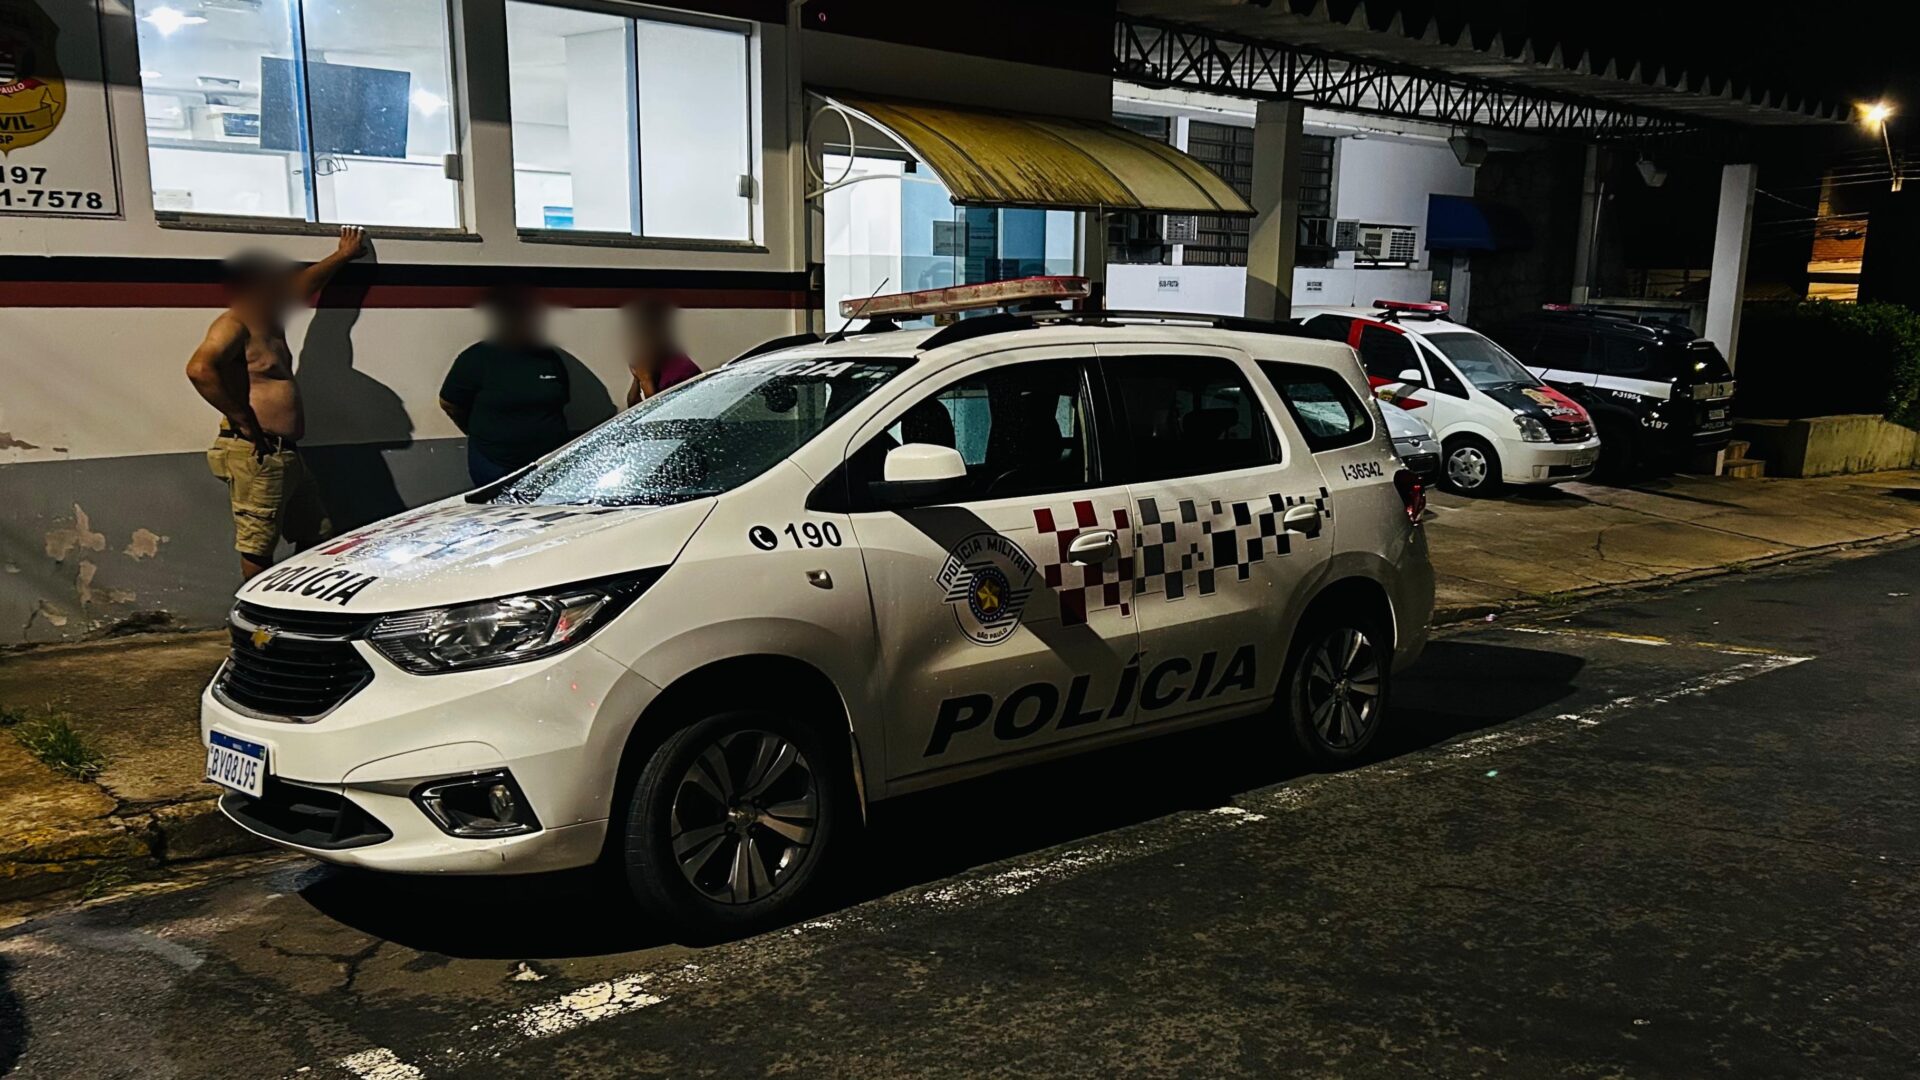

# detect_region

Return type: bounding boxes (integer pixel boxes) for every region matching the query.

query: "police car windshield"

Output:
[493,357,911,507]
[1423,332,1540,390]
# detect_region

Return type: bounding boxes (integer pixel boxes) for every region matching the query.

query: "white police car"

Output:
[202,279,1434,930]
[1298,301,1602,495]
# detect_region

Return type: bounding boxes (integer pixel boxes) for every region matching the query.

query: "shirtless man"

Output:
[186,226,367,580]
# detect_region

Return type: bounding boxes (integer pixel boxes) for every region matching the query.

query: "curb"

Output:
[0,796,264,903]
[1430,526,1920,627]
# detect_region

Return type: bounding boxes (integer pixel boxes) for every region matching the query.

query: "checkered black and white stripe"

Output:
[1031,488,1331,626]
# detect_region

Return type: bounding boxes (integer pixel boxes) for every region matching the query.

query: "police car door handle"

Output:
[1282,504,1322,537]
[1067,529,1118,566]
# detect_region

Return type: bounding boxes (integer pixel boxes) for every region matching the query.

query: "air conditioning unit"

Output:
[1333,219,1360,251]
[1356,225,1419,264]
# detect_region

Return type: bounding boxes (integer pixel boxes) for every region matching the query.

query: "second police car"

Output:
[201,278,1435,931]
[1297,301,1602,495]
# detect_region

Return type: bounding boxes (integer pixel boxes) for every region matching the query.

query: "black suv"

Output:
[1487,310,1735,471]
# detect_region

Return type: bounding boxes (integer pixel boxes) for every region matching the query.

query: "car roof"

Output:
[1519,310,1699,345]
[740,317,1364,371]
[1292,306,1481,339]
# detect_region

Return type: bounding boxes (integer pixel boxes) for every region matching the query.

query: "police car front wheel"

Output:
[1442,436,1502,496]
[621,710,848,930]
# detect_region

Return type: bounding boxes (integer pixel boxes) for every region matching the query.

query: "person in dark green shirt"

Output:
[440,286,574,487]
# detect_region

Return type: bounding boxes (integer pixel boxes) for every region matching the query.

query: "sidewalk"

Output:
[3,469,1918,901]
[1423,468,1920,617]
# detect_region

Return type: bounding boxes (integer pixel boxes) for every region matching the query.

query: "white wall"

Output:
[1107,264,1247,315]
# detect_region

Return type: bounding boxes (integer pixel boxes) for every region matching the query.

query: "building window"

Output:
[1295,134,1337,268]
[1183,120,1253,267]
[506,2,755,243]
[1108,113,1170,266]
[132,0,461,228]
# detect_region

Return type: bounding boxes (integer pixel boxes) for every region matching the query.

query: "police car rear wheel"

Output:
[1442,436,1501,496]
[622,711,845,931]
[1284,612,1389,766]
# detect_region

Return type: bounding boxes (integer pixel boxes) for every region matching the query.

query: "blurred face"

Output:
[491,294,546,344]
[229,261,295,315]
[630,306,676,360]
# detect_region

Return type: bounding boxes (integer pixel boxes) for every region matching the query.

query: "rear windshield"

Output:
[1421,332,1542,390]
[493,356,910,507]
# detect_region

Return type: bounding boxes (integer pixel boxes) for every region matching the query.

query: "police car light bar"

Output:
[839,276,1091,320]
[1373,299,1449,315]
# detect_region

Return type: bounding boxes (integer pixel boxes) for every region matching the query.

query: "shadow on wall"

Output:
[295,274,415,534]
[558,347,619,435]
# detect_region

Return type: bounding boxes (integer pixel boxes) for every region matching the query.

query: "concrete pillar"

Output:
[1571,144,1603,304]
[1244,99,1305,321]
[1705,163,1757,370]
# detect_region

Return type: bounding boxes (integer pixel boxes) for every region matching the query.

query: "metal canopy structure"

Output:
[1115,4,1851,137]
[825,93,1256,215]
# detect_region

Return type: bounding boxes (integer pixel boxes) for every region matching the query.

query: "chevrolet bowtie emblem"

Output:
[250,627,276,650]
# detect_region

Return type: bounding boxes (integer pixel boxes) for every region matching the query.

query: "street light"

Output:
[1859,101,1903,192]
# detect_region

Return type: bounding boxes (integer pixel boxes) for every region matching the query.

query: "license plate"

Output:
[206,730,268,798]
[1570,449,1598,467]
[1708,408,1729,422]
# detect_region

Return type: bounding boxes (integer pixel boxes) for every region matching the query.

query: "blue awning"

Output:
[1426,195,1533,252]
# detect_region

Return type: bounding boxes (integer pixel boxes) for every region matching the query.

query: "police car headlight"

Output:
[1512,414,1552,443]
[366,570,661,674]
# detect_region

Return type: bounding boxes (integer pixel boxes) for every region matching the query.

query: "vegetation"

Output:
[6,707,109,782]
[1738,301,1920,428]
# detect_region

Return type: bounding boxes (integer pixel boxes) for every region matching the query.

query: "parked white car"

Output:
[1381,400,1440,485]
[1297,302,1601,495]
[202,282,1435,930]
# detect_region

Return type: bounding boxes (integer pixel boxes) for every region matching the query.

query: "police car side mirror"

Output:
[870,443,969,508]
[1397,367,1425,386]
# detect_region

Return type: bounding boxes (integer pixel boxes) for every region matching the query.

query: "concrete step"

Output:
[1723,457,1767,479]
[1726,439,1752,459]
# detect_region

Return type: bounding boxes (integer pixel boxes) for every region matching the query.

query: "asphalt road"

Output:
[4,542,1918,1079]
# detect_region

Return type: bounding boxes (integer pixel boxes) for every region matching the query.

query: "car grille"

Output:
[221,779,392,850]
[1550,420,1594,444]
[213,602,376,722]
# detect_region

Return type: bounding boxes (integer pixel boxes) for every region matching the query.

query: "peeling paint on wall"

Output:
[44,504,108,562]
[124,528,168,560]
[0,432,41,451]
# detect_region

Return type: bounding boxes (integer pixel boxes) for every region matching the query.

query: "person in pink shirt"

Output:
[623,298,701,407]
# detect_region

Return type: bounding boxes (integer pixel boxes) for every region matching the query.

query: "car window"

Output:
[1533,327,1592,370]
[1415,340,1469,398]
[495,356,908,507]
[1596,336,1657,376]
[1301,314,1355,343]
[1257,361,1373,452]
[859,357,1095,503]
[1354,324,1420,382]
[1420,332,1544,391]
[1102,355,1278,482]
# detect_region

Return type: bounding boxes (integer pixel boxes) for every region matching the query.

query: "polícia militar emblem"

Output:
[935,531,1036,646]
[0,2,65,153]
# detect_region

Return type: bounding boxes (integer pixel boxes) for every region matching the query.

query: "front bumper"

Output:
[1394,437,1441,484]
[199,639,661,874]
[1502,436,1603,484]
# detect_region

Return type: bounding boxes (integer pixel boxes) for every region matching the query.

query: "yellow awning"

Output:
[824,93,1256,217]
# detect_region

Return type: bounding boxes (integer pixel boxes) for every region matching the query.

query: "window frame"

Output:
[136,0,470,236]
[1094,352,1283,484]
[504,0,761,249]
[1256,360,1375,453]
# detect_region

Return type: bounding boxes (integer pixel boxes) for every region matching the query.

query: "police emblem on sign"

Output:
[935,531,1036,646]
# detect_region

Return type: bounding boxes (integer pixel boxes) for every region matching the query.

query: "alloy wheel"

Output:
[1446,445,1489,490]
[668,729,819,904]
[1302,626,1383,751]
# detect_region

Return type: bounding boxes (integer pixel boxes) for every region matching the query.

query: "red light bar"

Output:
[840,276,1090,319]
[1373,299,1449,314]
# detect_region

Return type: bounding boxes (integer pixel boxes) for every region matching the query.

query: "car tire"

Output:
[620,709,849,934]
[1441,435,1502,496]
[1282,606,1392,767]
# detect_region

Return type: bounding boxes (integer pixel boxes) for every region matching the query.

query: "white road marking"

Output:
[313,637,1812,1078]
[337,1048,424,1080]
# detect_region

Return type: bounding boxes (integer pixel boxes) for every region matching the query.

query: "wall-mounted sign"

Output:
[0,0,119,217]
